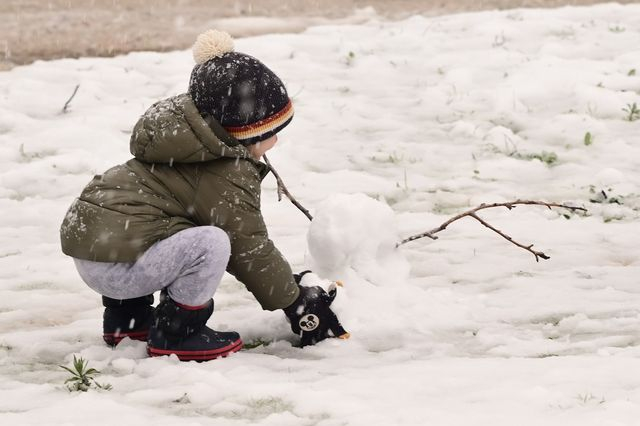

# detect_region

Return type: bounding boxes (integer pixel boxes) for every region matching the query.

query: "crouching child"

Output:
[59,30,347,361]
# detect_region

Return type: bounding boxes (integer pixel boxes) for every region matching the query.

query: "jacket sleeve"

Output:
[193,159,299,311]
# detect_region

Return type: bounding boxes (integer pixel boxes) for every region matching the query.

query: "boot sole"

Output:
[104,330,149,347]
[147,338,243,361]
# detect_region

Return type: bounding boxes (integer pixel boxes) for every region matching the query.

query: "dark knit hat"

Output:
[188,30,294,146]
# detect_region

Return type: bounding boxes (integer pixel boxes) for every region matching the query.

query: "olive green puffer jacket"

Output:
[60,94,299,310]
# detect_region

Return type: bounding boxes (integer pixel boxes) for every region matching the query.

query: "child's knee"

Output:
[197,226,231,260]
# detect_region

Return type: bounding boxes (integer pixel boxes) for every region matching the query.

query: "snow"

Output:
[1,3,640,425]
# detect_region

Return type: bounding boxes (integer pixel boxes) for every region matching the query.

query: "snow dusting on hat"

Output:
[188,29,293,146]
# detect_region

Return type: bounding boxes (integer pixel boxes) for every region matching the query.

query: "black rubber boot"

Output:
[147,297,243,361]
[102,295,154,346]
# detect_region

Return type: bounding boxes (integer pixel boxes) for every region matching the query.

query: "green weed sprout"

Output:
[345,51,356,66]
[59,355,112,392]
[622,103,640,121]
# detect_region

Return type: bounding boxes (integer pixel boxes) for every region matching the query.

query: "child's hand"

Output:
[284,271,349,346]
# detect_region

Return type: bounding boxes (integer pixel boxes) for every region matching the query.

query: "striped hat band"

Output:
[224,100,294,141]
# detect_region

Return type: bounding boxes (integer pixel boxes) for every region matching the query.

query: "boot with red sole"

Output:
[102,295,154,346]
[147,296,242,361]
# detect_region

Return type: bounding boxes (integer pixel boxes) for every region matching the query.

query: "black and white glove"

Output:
[283,271,349,347]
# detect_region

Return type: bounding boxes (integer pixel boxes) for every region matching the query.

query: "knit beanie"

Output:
[188,30,294,146]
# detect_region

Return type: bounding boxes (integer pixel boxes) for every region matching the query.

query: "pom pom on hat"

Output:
[192,29,234,64]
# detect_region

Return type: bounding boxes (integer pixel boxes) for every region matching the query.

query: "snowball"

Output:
[307,193,410,286]
[192,29,234,64]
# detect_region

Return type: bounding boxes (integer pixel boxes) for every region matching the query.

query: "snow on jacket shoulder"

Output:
[60,94,299,310]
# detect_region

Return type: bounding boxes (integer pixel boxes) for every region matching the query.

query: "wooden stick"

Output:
[397,200,587,262]
[263,154,314,221]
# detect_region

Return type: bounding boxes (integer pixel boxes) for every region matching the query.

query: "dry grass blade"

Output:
[62,84,80,114]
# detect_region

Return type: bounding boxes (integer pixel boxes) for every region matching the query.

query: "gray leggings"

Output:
[74,226,231,306]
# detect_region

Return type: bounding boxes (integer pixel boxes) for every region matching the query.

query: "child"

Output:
[60,30,347,361]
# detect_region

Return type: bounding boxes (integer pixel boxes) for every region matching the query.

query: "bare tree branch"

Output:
[397,200,587,261]
[467,212,550,262]
[263,154,314,221]
[62,84,80,114]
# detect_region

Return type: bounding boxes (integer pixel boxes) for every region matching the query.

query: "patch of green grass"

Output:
[536,353,560,358]
[518,151,558,166]
[589,188,623,205]
[242,339,272,350]
[371,152,402,164]
[370,151,420,165]
[577,392,606,405]
[485,143,558,166]
[247,397,294,415]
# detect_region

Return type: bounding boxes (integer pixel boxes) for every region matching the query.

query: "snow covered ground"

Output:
[1,3,640,425]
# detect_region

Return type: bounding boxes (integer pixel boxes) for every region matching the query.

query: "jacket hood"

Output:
[129,94,250,164]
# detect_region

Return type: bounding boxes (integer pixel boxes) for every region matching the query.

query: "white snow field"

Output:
[1,3,640,425]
